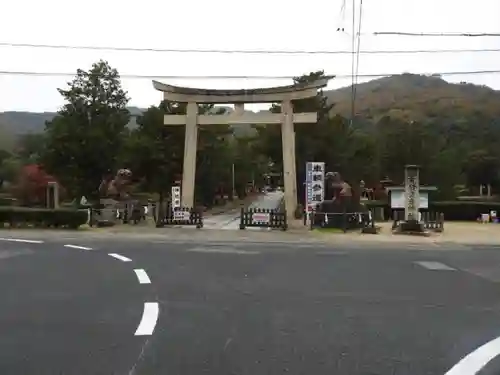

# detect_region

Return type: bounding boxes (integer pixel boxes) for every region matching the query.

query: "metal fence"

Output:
[156,206,203,228]
[89,202,148,227]
[309,210,375,232]
[239,207,287,231]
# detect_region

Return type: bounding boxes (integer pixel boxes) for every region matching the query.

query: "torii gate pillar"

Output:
[281,99,298,213]
[153,77,333,221]
[182,102,198,208]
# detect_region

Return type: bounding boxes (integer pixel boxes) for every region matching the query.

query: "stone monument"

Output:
[394,165,428,234]
[405,165,419,221]
[153,76,333,221]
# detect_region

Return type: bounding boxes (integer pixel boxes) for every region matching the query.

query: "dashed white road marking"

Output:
[445,335,500,375]
[108,253,132,262]
[135,302,159,336]
[187,247,260,255]
[415,261,456,271]
[0,238,44,244]
[133,269,151,284]
[64,244,92,250]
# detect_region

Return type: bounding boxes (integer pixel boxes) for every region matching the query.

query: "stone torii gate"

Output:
[152,77,332,221]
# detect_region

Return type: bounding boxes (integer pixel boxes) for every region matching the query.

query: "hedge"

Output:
[0,197,16,206]
[0,207,88,229]
[364,200,500,221]
[428,201,500,221]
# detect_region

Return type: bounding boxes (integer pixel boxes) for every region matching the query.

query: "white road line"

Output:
[64,244,92,250]
[0,238,44,244]
[135,302,159,336]
[133,269,151,284]
[415,261,456,271]
[108,253,132,262]
[445,335,500,374]
[186,247,260,255]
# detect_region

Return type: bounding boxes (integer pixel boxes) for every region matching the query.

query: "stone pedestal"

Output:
[93,198,119,226]
[400,220,425,232]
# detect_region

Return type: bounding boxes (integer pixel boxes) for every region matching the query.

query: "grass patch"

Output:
[313,227,345,234]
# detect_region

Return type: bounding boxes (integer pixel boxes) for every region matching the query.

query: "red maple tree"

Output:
[12,165,61,206]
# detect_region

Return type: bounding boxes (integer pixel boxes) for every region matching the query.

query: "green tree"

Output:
[255,71,376,202]
[124,101,185,198]
[427,148,464,199]
[0,151,21,189]
[195,107,233,206]
[375,117,440,184]
[127,101,234,207]
[231,136,268,196]
[41,60,130,199]
[0,126,14,152]
[16,133,45,163]
[463,149,500,189]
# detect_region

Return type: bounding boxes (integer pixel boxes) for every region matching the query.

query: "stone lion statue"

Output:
[325,171,352,200]
[98,169,133,201]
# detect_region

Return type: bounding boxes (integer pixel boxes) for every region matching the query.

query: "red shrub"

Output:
[12,165,62,206]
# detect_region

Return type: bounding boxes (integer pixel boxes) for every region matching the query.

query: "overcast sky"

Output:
[0,0,499,112]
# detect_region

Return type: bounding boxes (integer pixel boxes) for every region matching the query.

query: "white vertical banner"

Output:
[305,162,325,212]
[171,186,181,212]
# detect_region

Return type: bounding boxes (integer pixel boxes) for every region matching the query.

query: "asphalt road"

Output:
[2,236,500,374]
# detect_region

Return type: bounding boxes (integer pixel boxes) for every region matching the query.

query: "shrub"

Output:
[0,207,88,229]
[11,164,62,206]
[0,197,16,206]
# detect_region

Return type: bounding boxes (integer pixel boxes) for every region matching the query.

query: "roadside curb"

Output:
[1,227,500,248]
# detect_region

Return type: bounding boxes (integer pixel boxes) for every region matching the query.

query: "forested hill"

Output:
[1,73,499,140]
[326,73,500,123]
[0,107,144,136]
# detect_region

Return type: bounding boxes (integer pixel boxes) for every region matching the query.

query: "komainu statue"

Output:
[320,171,354,212]
[98,169,133,201]
[325,172,352,200]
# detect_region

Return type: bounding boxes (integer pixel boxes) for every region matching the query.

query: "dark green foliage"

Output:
[0,207,88,228]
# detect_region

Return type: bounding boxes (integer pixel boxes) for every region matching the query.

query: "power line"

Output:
[338,0,346,31]
[0,41,499,55]
[373,32,500,37]
[354,0,364,86]
[0,70,499,80]
[350,0,357,120]
[352,0,364,125]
